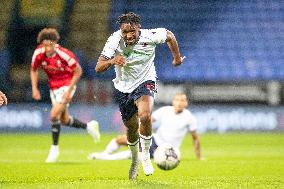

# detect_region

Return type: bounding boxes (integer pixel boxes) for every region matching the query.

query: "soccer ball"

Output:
[153,143,181,170]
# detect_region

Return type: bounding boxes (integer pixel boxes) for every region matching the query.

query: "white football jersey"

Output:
[152,106,197,149]
[101,28,167,93]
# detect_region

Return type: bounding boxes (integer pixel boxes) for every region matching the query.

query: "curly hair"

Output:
[37,28,60,44]
[117,12,141,26]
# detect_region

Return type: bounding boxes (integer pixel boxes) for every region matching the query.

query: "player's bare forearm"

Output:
[96,56,113,73]
[166,30,184,66]
[30,69,39,91]
[191,131,201,160]
[68,65,82,92]
[96,55,126,73]
[30,68,41,100]
[194,139,201,160]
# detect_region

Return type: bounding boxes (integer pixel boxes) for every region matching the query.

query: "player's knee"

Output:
[60,117,69,125]
[124,119,139,131]
[50,114,59,122]
[50,110,61,122]
[139,112,151,126]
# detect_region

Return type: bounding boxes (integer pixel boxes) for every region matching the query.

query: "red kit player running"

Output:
[30,28,100,163]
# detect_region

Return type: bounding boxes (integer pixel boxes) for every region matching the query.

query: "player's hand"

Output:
[62,90,72,104]
[172,56,186,66]
[32,89,41,101]
[111,54,126,66]
[0,91,7,106]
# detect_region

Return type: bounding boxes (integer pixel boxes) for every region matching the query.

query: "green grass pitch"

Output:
[0,132,283,189]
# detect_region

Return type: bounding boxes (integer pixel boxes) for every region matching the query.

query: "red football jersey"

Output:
[31,44,78,90]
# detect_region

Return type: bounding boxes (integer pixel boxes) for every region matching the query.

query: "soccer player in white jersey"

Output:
[96,12,185,179]
[89,92,201,160]
[0,91,7,106]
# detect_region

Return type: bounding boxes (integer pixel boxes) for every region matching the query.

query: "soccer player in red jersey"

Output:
[30,28,100,163]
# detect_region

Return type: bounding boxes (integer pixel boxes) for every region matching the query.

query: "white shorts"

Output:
[50,86,76,105]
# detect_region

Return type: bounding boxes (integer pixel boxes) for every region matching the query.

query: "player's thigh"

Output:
[60,107,70,124]
[135,95,154,117]
[124,112,139,131]
[50,103,67,120]
[133,80,155,116]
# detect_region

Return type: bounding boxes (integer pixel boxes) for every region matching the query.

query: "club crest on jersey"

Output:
[42,61,47,66]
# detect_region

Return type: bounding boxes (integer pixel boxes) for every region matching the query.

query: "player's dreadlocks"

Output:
[37,28,60,44]
[117,12,141,26]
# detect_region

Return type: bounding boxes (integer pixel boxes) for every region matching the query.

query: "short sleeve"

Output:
[101,31,121,59]
[56,46,79,70]
[150,28,167,44]
[31,47,43,70]
[66,51,79,70]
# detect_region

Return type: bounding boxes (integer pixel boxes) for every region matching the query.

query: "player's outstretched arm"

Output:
[166,30,185,66]
[30,68,41,101]
[191,130,201,160]
[96,55,126,73]
[0,91,7,106]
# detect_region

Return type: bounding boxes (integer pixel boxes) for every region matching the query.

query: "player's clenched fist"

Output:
[111,54,126,66]
[32,88,41,100]
[0,90,7,106]
[172,56,186,66]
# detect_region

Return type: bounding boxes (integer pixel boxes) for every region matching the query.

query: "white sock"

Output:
[139,134,152,155]
[127,140,139,160]
[103,139,120,154]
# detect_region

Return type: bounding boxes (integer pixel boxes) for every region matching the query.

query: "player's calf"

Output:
[65,116,101,143]
[128,140,140,179]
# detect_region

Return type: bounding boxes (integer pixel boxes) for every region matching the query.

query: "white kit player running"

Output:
[96,12,185,179]
[89,93,201,162]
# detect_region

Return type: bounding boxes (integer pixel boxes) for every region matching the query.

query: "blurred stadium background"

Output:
[0,1,284,188]
[0,0,283,133]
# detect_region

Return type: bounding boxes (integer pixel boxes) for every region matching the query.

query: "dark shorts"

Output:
[114,80,156,122]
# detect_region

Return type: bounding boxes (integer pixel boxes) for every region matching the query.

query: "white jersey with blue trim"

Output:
[101,28,167,93]
[152,106,198,149]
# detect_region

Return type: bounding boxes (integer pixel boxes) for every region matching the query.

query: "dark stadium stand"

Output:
[1,0,283,103]
[110,0,283,82]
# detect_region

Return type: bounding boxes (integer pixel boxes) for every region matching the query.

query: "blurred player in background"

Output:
[89,93,201,160]
[30,28,100,163]
[96,12,185,179]
[0,91,7,106]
